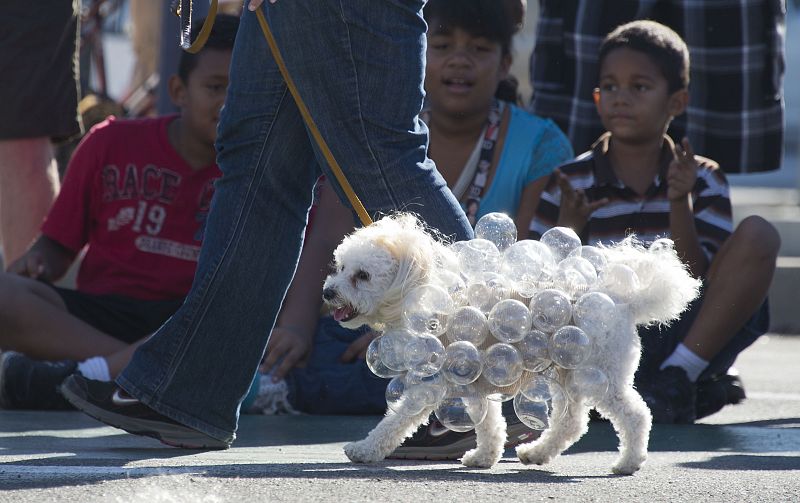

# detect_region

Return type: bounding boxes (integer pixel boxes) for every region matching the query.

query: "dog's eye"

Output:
[355,270,370,282]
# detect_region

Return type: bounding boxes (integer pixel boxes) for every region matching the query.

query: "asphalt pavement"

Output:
[1,335,798,502]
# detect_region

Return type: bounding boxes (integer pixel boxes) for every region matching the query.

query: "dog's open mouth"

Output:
[333,304,358,323]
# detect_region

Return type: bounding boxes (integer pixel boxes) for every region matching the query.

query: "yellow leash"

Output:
[176,1,373,227]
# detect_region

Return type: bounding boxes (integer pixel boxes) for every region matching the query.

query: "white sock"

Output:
[77,356,111,381]
[660,343,709,382]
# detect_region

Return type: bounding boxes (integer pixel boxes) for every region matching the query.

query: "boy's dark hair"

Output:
[423,0,520,103]
[177,14,239,83]
[598,20,690,93]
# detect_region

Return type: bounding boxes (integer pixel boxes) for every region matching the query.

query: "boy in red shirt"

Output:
[0,15,239,409]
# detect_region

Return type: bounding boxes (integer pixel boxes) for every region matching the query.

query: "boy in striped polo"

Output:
[531,20,780,424]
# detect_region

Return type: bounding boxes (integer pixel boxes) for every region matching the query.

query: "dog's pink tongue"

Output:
[333,306,353,322]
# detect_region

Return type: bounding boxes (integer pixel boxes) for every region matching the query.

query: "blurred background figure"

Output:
[0,1,82,267]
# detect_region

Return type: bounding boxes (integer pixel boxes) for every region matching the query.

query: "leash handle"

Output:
[173,0,219,54]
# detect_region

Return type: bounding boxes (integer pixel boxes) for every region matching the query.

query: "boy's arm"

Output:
[6,235,78,281]
[667,138,709,277]
[261,181,357,379]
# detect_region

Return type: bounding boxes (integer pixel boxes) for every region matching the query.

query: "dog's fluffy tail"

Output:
[603,238,702,327]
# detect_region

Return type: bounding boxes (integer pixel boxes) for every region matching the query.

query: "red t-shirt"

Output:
[42,115,220,300]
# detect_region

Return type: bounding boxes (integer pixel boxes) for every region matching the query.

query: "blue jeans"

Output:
[285,317,387,415]
[117,1,471,443]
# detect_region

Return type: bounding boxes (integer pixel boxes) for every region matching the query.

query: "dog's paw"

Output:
[344,440,385,464]
[516,443,554,466]
[461,448,500,468]
[612,454,646,475]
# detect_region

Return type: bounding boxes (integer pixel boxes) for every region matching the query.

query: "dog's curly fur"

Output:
[324,214,701,474]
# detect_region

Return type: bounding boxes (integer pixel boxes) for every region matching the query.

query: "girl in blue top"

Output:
[422,0,574,234]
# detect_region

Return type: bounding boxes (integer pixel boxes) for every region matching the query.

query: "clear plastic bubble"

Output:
[402,284,454,336]
[549,325,592,369]
[488,299,532,343]
[441,341,483,385]
[515,329,552,372]
[365,336,404,378]
[554,256,597,299]
[457,238,501,280]
[378,328,415,371]
[573,291,616,337]
[565,367,609,406]
[481,343,524,387]
[513,393,551,430]
[405,371,448,407]
[540,226,582,262]
[385,375,427,416]
[446,305,489,345]
[466,272,511,313]
[500,240,548,298]
[599,263,640,303]
[568,245,608,274]
[403,333,446,377]
[648,238,675,255]
[434,386,488,432]
[519,373,565,405]
[476,374,522,402]
[529,288,573,333]
[475,212,517,251]
[434,269,468,306]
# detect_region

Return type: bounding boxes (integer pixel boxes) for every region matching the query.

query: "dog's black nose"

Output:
[322,287,337,301]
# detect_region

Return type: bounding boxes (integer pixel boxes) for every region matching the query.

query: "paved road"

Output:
[1,335,798,502]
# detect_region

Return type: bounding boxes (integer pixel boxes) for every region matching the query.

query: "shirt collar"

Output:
[591,132,676,188]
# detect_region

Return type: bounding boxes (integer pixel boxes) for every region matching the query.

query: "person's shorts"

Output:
[49,286,184,345]
[0,1,82,141]
[636,289,770,383]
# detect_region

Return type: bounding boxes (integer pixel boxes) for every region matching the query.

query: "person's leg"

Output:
[0,138,60,265]
[114,2,471,444]
[285,317,387,415]
[680,216,779,361]
[0,274,128,360]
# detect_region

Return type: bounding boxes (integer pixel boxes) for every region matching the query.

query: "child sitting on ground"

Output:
[530,20,780,423]
[0,15,240,410]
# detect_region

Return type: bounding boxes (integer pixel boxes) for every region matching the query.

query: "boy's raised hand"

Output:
[554,169,608,234]
[668,137,698,202]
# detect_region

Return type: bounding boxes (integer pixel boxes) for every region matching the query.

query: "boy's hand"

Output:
[260,326,312,380]
[554,169,608,234]
[339,331,379,363]
[248,0,278,11]
[668,137,698,202]
[7,251,48,279]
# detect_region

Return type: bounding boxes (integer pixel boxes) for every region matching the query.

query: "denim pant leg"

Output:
[286,317,387,415]
[117,2,471,443]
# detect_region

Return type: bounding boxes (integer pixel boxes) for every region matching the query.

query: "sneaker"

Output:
[695,372,746,420]
[60,374,230,450]
[0,351,77,410]
[387,404,540,461]
[637,366,697,424]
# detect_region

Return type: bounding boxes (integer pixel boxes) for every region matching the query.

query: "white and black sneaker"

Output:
[0,351,77,410]
[387,405,540,461]
[61,374,230,450]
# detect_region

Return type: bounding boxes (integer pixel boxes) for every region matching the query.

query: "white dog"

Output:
[323,214,700,475]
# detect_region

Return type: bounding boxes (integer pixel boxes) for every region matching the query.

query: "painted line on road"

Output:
[0,465,204,477]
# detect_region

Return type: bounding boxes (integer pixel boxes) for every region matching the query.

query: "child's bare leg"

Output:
[681,216,779,360]
[105,338,148,378]
[0,273,128,360]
